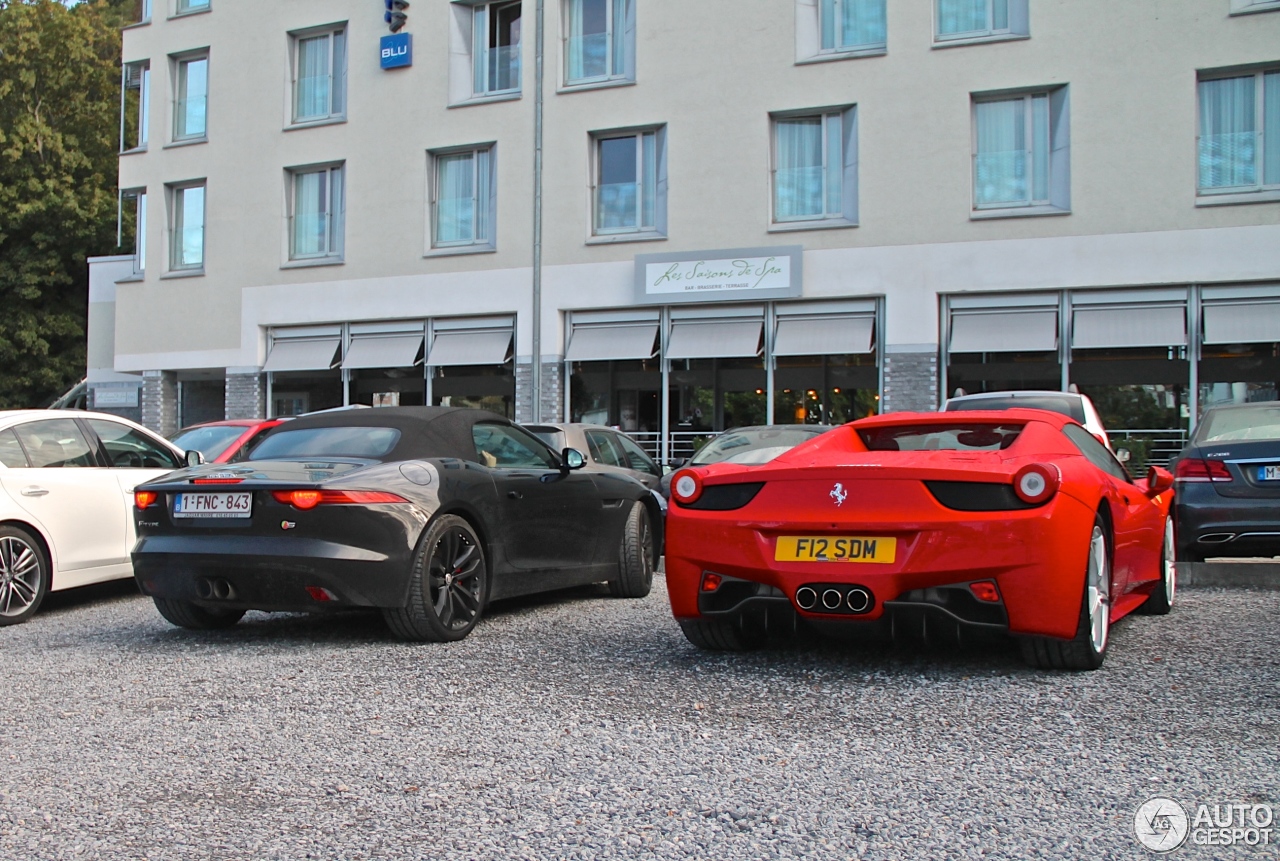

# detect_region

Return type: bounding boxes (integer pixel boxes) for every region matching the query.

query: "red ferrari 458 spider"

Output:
[665,409,1176,670]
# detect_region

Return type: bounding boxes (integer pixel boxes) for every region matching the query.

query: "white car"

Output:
[0,410,189,625]
[943,390,1113,451]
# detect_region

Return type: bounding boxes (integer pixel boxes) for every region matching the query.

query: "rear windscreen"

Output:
[858,423,1024,452]
[947,395,1085,423]
[1195,407,1280,443]
[248,427,401,460]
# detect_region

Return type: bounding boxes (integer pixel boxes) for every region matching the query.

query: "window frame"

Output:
[473,1,522,97]
[290,23,348,127]
[969,86,1071,219]
[174,0,210,16]
[428,144,498,255]
[769,105,859,231]
[171,50,209,143]
[286,162,346,264]
[933,0,1028,47]
[589,125,668,241]
[795,0,887,64]
[1196,66,1280,205]
[118,187,147,277]
[120,59,150,152]
[471,422,559,469]
[561,0,635,90]
[167,180,206,274]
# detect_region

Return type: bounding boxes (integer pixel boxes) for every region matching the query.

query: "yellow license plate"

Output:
[774,536,896,564]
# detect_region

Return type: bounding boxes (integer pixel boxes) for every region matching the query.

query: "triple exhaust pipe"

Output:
[794,584,873,614]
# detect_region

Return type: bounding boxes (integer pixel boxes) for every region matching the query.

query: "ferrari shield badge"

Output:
[830,483,847,506]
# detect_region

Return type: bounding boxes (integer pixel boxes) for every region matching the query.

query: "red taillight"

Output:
[305,586,337,602]
[671,469,703,505]
[700,572,723,592]
[1173,458,1232,483]
[969,581,1001,603]
[135,490,157,510]
[1012,463,1060,505]
[271,489,410,510]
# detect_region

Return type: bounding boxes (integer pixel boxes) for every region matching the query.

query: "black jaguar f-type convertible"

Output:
[131,407,660,641]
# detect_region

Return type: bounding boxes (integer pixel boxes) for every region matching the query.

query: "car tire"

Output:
[0,526,50,626]
[1137,515,1176,616]
[383,514,488,643]
[678,617,765,651]
[1020,513,1111,671]
[152,597,245,630]
[608,501,654,599]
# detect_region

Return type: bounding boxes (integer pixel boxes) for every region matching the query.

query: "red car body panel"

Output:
[175,419,285,463]
[665,409,1173,642]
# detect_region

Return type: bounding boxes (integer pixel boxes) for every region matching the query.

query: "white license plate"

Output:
[174,492,253,518]
[1261,466,1280,481]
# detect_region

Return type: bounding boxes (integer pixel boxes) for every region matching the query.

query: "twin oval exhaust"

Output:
[195,576,236,601]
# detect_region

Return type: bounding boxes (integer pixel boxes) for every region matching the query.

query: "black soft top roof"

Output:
[254,407,507,462]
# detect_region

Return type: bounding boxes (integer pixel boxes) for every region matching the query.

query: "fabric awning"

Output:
[342,335,424,369]
[949,311,1058,353]
[565,323,659,362]
[774,316,874,356]
[262,338,341,373]
[1203,302,1280,345]
[428,329,513,367]
[666,319,762,360]
[1072,305,1186,349]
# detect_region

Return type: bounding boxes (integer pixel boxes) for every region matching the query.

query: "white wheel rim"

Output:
[0,536,41,617]
[1163,516,1176,607]
[1087,525,1110,654]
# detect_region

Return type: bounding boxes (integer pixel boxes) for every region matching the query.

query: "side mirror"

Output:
[1146,465,1174,496]
[1114,448,1131,464]
[185,449,205,468]
[561,448,586,471]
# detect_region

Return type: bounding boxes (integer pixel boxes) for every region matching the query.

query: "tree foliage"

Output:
[0,0,135,407]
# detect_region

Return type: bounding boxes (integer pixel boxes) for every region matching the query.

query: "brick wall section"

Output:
[515,360,564,423]
[141,370,178,436]
[225,372,265,420]
[882,351,938,414]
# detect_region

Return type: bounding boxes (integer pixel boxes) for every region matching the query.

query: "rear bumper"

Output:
[132,534,414,611]
[1176,489,1280,559]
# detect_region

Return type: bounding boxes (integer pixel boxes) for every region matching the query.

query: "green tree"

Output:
[0,0,133,408]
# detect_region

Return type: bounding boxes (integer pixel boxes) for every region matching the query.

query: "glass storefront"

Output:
[773,354,877,424]
[432,363,515,418]
[569,358,660,431]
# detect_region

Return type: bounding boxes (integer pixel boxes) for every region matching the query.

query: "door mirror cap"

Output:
[1146,465,1174,496]
[184,449,205,468]
[1114,447,1131,463]
[561,448,586,471]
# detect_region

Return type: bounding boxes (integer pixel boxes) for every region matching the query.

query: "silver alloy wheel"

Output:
[0,535,41,618]
[1087,525,1111,653]
[1162,516,1176,607]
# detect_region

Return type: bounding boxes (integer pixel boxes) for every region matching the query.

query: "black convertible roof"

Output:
[256,406,507,462]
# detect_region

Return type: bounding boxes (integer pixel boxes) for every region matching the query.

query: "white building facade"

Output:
[89,0,1280,463]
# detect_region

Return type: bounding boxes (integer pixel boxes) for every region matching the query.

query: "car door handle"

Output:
[508,490,523,500]
[21,486,49,497]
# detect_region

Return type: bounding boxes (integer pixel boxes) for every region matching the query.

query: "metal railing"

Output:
[1109,428,1189,474]
[627,431,714,465]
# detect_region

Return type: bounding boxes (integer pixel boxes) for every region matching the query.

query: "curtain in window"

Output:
[641,132,655,229]
[136,192,146,272]
[293,171,327,257]
[974,99,1025,206]
[567,0,607,81]
[1265,72,1279,186]
[177,58,207,138]
[610,0,627,78]
[297,35,332,120]
[1199,76,1256,189]
[437,153,477,245]
[822,0,886,50]
[597,136,638,230]
[1030,94,1049,202]
[331,31,347,117]
[938,0,988,35]
[327,168,344,256]
[176,186,204,268]
[775,118,824,220]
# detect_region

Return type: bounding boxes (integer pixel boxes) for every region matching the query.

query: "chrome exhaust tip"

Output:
[1197,533,1236,544]
[211,578,234,600]
[795,586,818,611]
[846,587,872,613]
[821,589,843,610]
[195,577,214,600]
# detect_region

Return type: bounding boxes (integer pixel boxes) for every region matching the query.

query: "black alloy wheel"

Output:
[384,514,488,642]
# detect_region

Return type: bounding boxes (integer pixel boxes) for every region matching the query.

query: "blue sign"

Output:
[380,33,412,69]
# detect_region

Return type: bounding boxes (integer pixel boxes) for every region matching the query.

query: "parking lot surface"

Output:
[1,579,1276,860]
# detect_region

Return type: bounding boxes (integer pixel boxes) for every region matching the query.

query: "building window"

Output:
[168,182,205,272]
[563,0,634,87]
[430,146,496,251]
[935,0,1028,44]
[592,127,666,237]
[119,188,146,275]
[172,53,208,141]
[971,87,1069,216]
[139,0,152,21]
[120,60,149,151]
[292,26,347,124]
[288,164,345,262]
[1197,68,1280,200]
[771,108,857,227]
[474,2,521,95]
[176,0,209,14]
[820,0,885,54]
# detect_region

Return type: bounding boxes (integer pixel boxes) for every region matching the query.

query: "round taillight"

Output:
[671,469,702,505]
[289,490,322,510]
[1013,463,1060,505]
[135,490,157,510]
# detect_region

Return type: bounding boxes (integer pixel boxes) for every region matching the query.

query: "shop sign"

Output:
[92,387,139,407]
[380,33,412,69]
[634,246,802,304]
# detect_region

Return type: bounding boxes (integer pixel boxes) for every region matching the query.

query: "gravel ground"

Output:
[1,578,1276,861]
